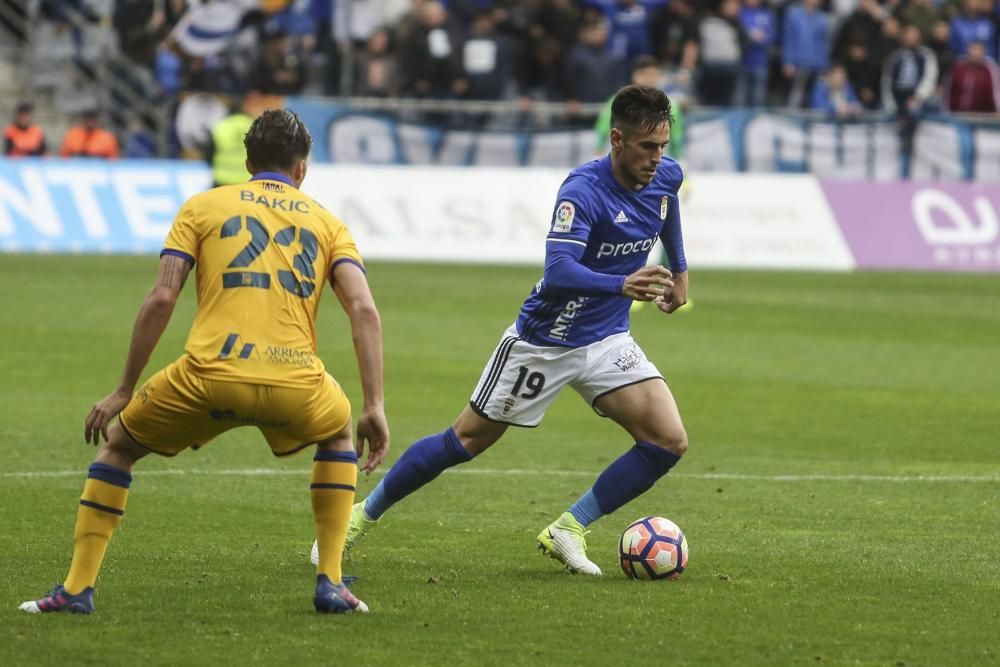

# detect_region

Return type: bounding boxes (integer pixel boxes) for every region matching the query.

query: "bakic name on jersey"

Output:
[240,190,310,213]
[549,296,590,341]
[596,235,659,259]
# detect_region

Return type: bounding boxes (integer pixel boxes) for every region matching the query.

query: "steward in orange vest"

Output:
[3,102,47,157]
[60,110,119,159]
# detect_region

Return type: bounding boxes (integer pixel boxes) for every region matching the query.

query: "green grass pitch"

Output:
[1,255,998,666]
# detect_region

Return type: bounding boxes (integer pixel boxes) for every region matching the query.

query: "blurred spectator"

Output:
[607,0,657,65]
[397,0,465,99]
[355,27,399,97]
[649,0,699,83]
[254,28,307,95]
[781,0,832,108]
[174,92,230,159]
[170,0,253,59]
[462,10,513,101]
[265,0,318,49]
[833,0,883,64]
[738,0,777,107]
[697,0,744,107]
[155,39,185,97]
[928,20,956,82]
[515,0,581,101]
[122,119,159,159]
[60,109,120,159]
[563,18,627,104]
[842,44,881,110]
[862,14,906,108]
[882,24,939,115]
[207,98,254,187]
[4,102,47,157]
[949,0,996,61]
[883,24,938,152]
[810,64,862,117]
[943,40,1000,112]
[113,0,169,66]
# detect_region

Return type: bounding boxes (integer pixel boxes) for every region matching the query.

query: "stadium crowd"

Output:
[6,0,1000,159]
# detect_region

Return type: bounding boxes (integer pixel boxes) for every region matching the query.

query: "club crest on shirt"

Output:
[660,195,669,220]
[553,201,575,232]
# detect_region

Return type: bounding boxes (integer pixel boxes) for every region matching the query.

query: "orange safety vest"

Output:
[4,124,46,156]
[60,126,120,159]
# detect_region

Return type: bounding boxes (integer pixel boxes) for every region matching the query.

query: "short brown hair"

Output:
[610,85,673,135]
[244,109,313,173]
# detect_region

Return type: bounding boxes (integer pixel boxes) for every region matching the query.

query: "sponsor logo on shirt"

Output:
[549,296,590,342]
[553,201,575,233]
[264,346,316,368]
[614,210,629,224]
[596,235,659,259]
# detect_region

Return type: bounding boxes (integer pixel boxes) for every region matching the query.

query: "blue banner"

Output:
[286,97,1000,180]
[0,159,210,253]
[685,111,1000,180]
[285,98,598,167]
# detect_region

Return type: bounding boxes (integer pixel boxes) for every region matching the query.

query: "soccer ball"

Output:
[619,516,688,580]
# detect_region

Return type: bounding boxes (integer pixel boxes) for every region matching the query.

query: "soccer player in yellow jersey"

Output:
[19,109,388,615]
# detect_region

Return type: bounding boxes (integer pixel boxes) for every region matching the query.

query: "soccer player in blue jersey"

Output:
[312,84,688,575]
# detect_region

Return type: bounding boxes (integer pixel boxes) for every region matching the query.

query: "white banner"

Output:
[303,166,855,270]
[302,165,563,264]
[681,174,855,270]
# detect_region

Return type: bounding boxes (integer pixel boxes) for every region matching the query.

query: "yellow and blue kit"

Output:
[119,172,365,456]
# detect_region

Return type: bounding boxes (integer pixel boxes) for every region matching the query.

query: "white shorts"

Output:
[468,323,663,427]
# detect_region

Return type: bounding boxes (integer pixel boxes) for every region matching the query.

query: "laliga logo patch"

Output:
[553,201,575,232]
[660,195,669,220]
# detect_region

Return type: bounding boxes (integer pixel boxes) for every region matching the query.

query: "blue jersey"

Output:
[515,155,685,348]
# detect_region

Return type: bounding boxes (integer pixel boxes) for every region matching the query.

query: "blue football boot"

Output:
[19,584,95,614]
[314,574,368,613]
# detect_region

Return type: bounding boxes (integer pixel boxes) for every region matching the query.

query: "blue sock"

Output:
[575,441,681,524]
[568,490,603,527]
[364,427,473,520]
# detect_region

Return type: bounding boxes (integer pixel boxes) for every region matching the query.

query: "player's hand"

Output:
[655,270,689,314]
[355,406,389,475]
[623,265,673,301]
[84,387,132,445]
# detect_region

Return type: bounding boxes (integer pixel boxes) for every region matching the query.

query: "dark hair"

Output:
[244,109,313,173]
[610,85,673,135]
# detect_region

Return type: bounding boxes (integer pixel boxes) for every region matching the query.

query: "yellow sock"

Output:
[310,450,357,584]
[64,463,132,595]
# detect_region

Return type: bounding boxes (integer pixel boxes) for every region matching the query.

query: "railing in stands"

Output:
[41,1,170,156]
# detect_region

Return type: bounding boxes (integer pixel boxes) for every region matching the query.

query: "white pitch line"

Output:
[0,468,998,483]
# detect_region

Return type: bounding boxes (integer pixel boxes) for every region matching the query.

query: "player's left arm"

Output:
[84,254,192,444]
[656,183,689,315]
[331,260,389,474]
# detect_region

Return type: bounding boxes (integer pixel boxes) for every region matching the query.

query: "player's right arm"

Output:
[331,261,389,474]
[84,253,192,444]
[544,180,672,301]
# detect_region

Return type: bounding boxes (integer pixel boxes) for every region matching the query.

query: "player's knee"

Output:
[648,429,687,457]
[95,436,144,471]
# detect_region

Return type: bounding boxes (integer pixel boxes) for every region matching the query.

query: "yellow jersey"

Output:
[162,172,363,388]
